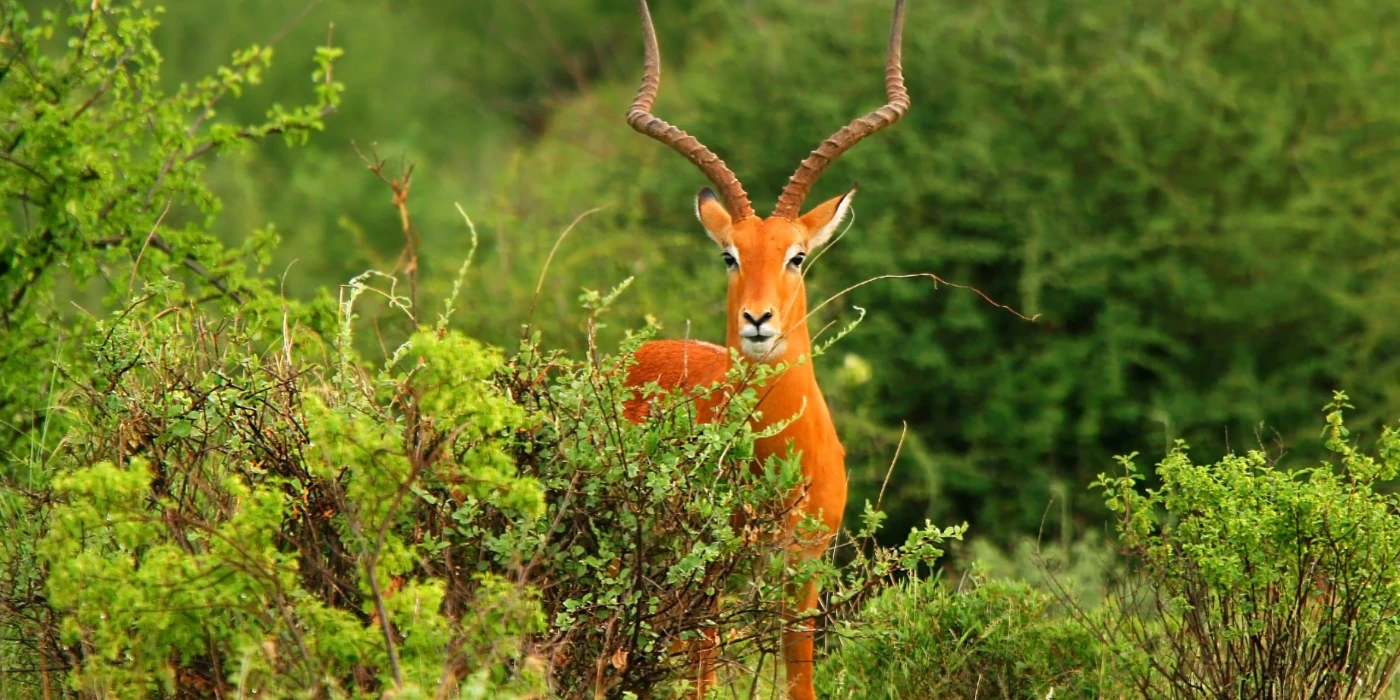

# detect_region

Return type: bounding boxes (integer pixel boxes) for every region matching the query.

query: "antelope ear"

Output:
[798,186,856,249]
[696,187,733,246]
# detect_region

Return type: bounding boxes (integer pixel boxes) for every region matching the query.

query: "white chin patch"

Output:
[740,338,785,361]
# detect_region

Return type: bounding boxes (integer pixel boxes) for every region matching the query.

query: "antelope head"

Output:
[627,0,909,364]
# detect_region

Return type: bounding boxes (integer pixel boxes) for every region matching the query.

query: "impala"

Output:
[619,1,911,698]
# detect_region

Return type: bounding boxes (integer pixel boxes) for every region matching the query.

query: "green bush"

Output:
[1092,392,1400,698]
[13,272,964,697]
[1,1,340,689]
[0,7,963,695]
[816,575,1119,699]
[27,292,549,696]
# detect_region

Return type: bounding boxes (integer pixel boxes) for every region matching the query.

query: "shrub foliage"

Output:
[816,576,1119,699]
[1091,393,1400,698]
[15,277,962,697]
[36,304,549,696]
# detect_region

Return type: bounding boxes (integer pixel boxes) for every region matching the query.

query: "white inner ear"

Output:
[808,194,854,249]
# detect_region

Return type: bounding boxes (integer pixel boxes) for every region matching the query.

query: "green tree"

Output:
[0,0,342,455]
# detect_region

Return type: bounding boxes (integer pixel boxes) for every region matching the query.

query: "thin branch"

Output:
[805,272,1040,333]
[0,152,47,183]
[353,143,419,322]
[127,198,173,293]
[522,206,604,339]
[182,104,335,163]
[146,234,246,304]
[70,47,134,121]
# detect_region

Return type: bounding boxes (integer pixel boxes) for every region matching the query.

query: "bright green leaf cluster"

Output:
[1092,395,1400,696]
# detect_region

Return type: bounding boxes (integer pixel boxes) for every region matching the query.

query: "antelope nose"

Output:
[743,310,773,328]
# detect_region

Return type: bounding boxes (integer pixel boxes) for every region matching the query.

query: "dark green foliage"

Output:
[482,0,1400,545]
[1092,393,1400,698]
[114,0,731,303]
[816,576,1119,699]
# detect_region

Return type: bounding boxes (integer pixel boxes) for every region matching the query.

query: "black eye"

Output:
[721,252,738,270]
[789,252,806,268]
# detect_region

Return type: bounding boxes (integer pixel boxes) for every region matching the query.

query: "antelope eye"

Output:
[721,252,738,270]
[789,252,806,268]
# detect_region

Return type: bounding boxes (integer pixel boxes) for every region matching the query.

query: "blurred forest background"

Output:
[39,0,1400,550]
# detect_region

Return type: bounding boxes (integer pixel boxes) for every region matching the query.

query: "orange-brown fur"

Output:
[622,195,852,700]
[621,340,728,423]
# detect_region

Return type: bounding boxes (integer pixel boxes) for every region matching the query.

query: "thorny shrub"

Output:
[1089,392,1400,699]
[15,265,963,698]
[816,574,1122,699]
[505,295,964,697]
[34,281,548,696]
[1,0,342,692]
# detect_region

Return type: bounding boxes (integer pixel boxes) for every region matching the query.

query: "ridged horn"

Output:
[773,0,909,219]
[627,0,754,220]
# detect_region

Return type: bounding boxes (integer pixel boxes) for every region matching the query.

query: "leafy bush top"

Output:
[1092,392,1400,698]
[817,575,1120,699]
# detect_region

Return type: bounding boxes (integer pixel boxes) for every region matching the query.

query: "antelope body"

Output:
[619,1,910,698]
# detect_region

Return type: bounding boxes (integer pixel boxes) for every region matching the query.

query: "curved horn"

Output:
[627,0,754,220]
[773,0,909,220]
